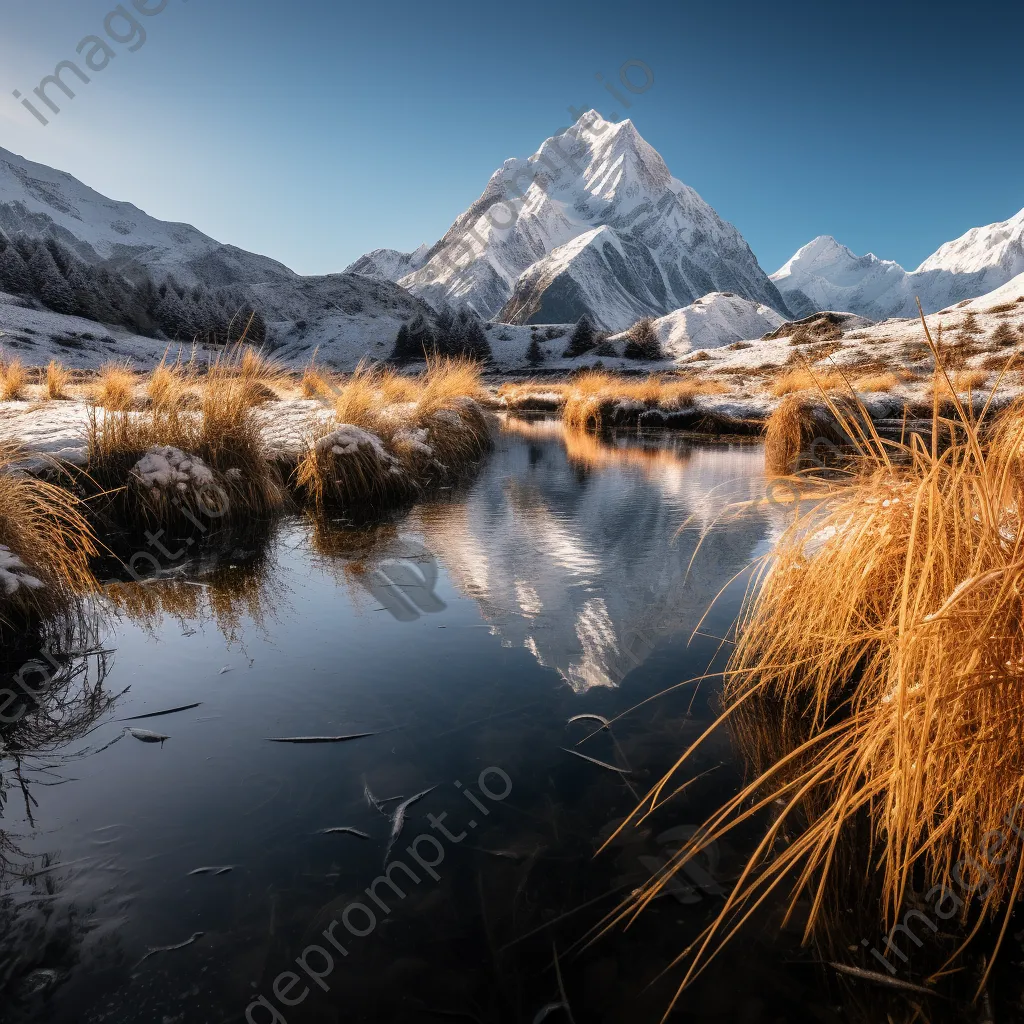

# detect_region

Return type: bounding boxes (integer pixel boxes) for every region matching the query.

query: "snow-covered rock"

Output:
[396,110,789,329]
[132,446,216,494]
[608,292,786,357]
[773,208,1024,320]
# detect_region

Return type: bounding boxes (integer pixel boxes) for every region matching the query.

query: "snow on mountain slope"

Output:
[497,225,689,331]
[0,145,295,289]
[608,292,786,356]
[344,244,430,281]
[962,269,1024,310]
[916,207,1024,289]
[398,110,789,327]
[770,236,916,320]
[774,208,1024,320]
[0,146,435,358]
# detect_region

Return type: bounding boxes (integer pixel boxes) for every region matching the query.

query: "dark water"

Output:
[0,417,962,1024]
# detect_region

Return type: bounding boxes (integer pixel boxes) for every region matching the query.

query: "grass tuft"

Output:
[0,442,97,632]
[1,358,28,401]
[92,362,138,411]
[45,360,71,400]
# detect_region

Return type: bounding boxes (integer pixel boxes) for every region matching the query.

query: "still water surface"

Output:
[1,417,914,1023]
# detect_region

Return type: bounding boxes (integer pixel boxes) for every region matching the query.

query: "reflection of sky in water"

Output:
[0,420,789,1024]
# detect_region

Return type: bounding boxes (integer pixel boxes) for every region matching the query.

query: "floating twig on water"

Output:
[317,827,370,838]
[266,733,375,744]
[384,785,437,864]
[134,931,204,969]
[828,962,937,996]
[559,748,632,775]
[119,702,202,722]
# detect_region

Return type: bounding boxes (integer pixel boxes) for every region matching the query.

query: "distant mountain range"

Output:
[771,209,1024,321]
[2,115,1023,365]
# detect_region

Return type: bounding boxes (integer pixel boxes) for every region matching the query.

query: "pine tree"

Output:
[563,314,597,357]
[622,317,664,360]
[0,242,34,296]
[65,264,101,321]
[27,242,75,314]
[391,323,413,361]
[526,333,544,366]
[454,309,491,361]
[434,306,456,341]
[155,286,191,339]
[392,314,434,361]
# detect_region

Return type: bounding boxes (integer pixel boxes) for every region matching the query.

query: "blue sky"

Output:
[1,0,1021,277]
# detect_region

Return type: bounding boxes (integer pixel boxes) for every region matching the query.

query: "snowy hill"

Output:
[608,292,786,357]
[773,208,1024,320]
[392,111,789,331]
[344,244,430,281]
[0,145,294,289]
[0,145,434,355]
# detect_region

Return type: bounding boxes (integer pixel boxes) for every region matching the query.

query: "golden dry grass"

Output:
[206,345,287,406]
[768,365,848,397]
[300,364,334,399]
[598,315,1024,1012]
[497,380,568,410]
[850,370,900,393]
[294,356,491,513]
[560,371,728,431]
[45,360,71,400]
[148,357,195,411]
[927,367,989,401]
[85,365,283,527]
[0,442,97,630]
[1,357,28,401]
[92,362,138,411]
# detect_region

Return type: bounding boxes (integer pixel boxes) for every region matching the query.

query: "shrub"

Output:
[85,351,284,529]
[991,321,1018,347]
[0,442,97,630]
[294,356,490,513]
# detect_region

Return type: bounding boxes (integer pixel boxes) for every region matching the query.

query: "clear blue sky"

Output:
[1,0,1020,277]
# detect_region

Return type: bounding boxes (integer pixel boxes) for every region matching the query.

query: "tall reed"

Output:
[599,311,1024,1011]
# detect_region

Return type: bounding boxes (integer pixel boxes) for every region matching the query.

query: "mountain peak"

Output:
[392,115,786,329]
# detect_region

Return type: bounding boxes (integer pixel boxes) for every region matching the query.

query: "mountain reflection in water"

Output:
[3,417,856,1024]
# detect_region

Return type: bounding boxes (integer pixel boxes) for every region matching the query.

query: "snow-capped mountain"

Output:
[773,208,1024,320]
[344,244,430,281]
[389,111,789,331]
[0,144,432,344]
[608,292,786,357]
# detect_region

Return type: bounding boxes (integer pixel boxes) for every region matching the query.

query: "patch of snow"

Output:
[0,544,43,596]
